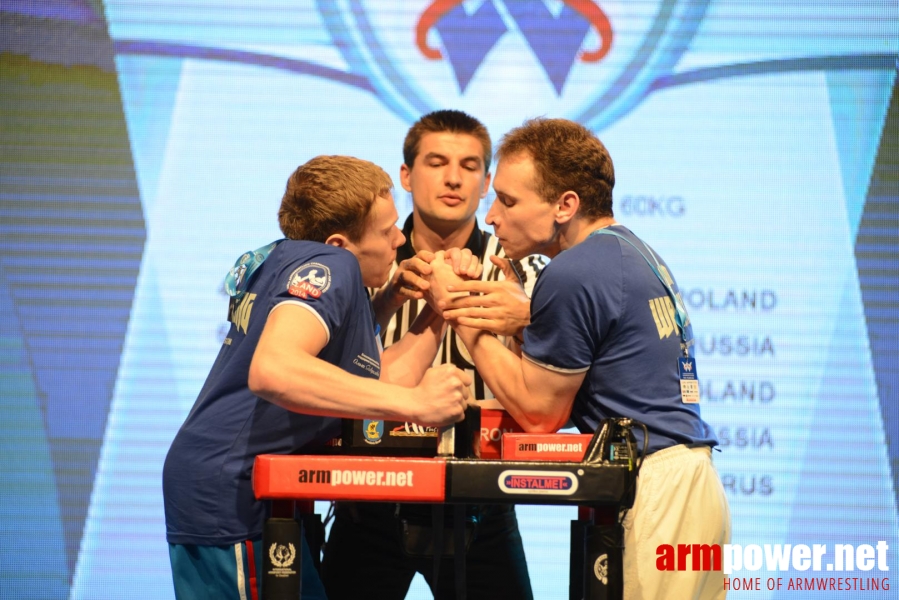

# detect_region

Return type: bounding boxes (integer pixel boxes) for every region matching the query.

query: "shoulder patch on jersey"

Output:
[287,262,332,299]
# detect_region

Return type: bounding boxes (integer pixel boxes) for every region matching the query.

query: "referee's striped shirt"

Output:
[377,215,548,400]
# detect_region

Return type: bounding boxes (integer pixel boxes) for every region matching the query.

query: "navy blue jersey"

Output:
[522,225,716,454]
[164,241,380,545]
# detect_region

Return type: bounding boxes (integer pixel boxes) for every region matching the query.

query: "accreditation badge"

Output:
[677,357,700,404]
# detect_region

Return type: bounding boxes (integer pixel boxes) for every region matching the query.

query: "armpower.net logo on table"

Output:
[297,468,415,487]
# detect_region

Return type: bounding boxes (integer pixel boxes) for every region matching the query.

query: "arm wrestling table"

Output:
[252,407,643,600]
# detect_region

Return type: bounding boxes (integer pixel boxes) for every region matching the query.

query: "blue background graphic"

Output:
[0,1,896,598]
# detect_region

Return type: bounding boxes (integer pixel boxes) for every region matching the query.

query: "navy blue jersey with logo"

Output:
[522,225,717,454]
[163,241,380,545]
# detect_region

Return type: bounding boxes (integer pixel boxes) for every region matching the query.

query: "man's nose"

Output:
[485,199,498,225]
[445,163,462,188]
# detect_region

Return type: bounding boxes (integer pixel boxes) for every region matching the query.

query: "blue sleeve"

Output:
[522,249,621,372]
[269,248,362,341]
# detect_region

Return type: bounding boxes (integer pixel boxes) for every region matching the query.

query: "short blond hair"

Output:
[278,155,393,243]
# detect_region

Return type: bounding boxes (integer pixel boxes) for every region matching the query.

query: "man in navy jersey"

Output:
[322,111,538,599]
[430,119,731,600]
[163,156,472,600]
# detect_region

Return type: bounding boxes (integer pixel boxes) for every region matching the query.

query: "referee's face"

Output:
[488,153,559,260]
[400,132,490,230]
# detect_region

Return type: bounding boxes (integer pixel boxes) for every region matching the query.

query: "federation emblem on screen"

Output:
[287,262,331,299]
[316,0,707,130]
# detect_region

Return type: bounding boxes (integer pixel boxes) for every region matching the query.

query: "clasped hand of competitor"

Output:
[371,247,483,426]
[410,363,472,427]
[376,246,530,339]
[426,252,531,339]
[373,247,483,312]
[370,245,531,422]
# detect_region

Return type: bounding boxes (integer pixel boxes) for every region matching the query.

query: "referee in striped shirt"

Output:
[321,110,545,599]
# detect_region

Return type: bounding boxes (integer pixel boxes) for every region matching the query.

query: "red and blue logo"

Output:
[315,0,709,131]
[112,1,712,131]
[415,0,613,93]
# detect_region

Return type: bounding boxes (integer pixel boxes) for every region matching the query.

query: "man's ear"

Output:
[555,191,580,224]
[399,163,413,193]
[325,233,350,248]
[480,171,492,199]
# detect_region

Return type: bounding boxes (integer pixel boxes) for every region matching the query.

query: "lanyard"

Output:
[224,239,284,300]
[589,228,692,354]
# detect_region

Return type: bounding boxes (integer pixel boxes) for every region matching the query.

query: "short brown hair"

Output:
[278,155,393,243]
[403,110,492,171]
[497,118,615,219]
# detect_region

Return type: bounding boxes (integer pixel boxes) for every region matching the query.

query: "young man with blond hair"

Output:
[163,155,472,600]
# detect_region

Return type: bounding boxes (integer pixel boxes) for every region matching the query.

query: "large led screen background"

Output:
[1,1,897,598]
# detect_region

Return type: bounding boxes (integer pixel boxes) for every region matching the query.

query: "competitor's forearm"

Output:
[505,334,524,356]
[380,304,447,387]
[249,348,419,421]
[452,324,567,432]
[370,284,403,330]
